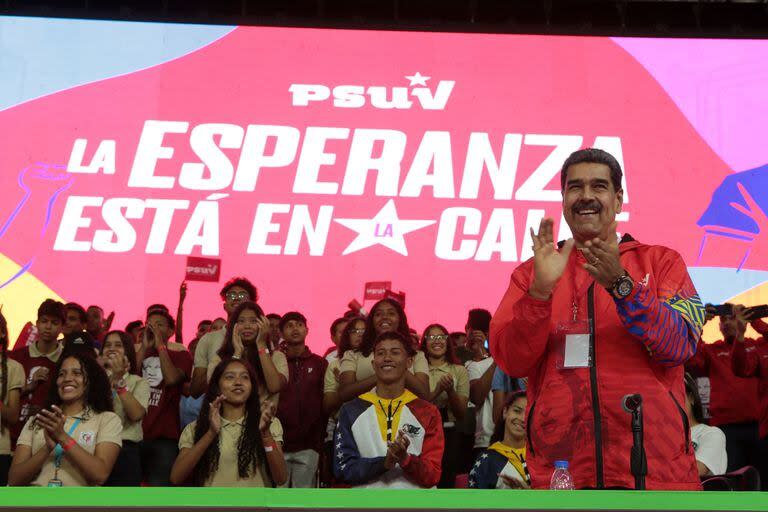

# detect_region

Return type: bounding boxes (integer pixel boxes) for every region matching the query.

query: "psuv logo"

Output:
[289,72,455,110]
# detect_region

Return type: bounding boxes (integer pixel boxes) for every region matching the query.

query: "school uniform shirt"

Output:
[9,342,62,446]
[192,329,225,376]
[0,358,25,455]
[466,357,495,448]
[333,389,443,488]
[427,362,469,424]
[207,350,289,406]
[16,408,122,486]
[179,416,283,487]
[324,359,341,442]
[112,373,150,443]
[339,350,429,382]
[141,348,192,441]
[469,442,530,489]
[691,424,727,476]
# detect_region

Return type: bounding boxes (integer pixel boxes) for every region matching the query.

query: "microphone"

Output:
[622,393,642,413]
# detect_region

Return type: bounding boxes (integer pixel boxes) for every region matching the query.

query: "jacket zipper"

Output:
[526,400,536,456]
[587,283,605,488]
[669,391,691,454]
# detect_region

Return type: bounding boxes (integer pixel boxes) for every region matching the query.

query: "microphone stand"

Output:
[627,396,647,490]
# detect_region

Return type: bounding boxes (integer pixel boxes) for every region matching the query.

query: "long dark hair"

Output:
[337,316,366,359]
[43,353,114,414]
[192,358,272,486]
[218,302,268,388]
[419,323,460,365]
[490,391,527,445]
[100,330,139,375]
[361,299,411,357]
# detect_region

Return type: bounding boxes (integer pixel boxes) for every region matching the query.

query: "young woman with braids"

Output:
[0,311,25,485]
[170,358,287,486]
[338,299,429,402]
[9,353,122,486]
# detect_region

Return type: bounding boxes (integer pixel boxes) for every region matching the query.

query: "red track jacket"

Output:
[490,236,704,490]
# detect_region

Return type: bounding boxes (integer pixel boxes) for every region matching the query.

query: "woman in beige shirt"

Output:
[421,323,470,488]
[99,330,150,486]
[171,358,287,487]
[9,353,122,486]
[338,299,429,402]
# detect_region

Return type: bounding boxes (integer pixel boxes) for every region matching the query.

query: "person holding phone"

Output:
[465,309,497,462]
[687,303,764,474]
[730,304,768,489]
[9,353,122,486]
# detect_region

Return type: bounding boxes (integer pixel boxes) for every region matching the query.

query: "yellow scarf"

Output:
[489,441,527,484]
[360,390,418,442]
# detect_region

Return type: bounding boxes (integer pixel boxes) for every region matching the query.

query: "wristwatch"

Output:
[609,272,635,300]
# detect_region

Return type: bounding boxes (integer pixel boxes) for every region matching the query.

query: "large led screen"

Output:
[1,17,767,349]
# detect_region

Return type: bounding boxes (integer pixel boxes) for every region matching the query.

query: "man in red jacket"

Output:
[491,148,704,490]
[687,305,763,473]
[730,306,768,489]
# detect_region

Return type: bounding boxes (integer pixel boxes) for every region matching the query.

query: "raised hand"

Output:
[102,311,115,334]
[438,374,454,393]
[580,222,625,289]
[108,353,129,383]
[232,324,245,358]
[259,401,276,434]
[255,316,271,349]
[530,218,575,299]
[208,395,224,435]
[179,281,188,303]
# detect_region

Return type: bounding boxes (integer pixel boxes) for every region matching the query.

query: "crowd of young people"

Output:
[0,275,765,489]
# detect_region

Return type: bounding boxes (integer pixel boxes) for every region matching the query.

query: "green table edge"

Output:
[0,488,766,510]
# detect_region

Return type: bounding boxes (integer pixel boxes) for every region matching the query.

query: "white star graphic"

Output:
[405,72,430,87]
[334,200,435,256]
[481,453,488,459]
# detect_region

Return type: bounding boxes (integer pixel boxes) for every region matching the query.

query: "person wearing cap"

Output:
[136,309,192,486]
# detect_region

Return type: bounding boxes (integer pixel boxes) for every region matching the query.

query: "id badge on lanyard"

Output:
[554,261,594,370]
[48,417,81,487]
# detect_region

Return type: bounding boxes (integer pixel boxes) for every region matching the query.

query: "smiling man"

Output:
[490,148,705,490]
[333,331,443,488]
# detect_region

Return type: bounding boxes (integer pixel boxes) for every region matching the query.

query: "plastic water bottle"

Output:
[549,460,575,490]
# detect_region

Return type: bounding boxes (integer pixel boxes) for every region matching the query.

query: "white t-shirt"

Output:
[466,357,495,449]
[691,423,727,476]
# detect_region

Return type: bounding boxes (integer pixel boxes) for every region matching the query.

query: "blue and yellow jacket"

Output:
[333,390,444,488]
[469,442,530,489]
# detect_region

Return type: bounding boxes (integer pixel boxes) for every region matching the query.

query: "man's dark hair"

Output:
[279,312,307,332]
[684,373,705,425]
[330,317,347,338]
[87,305,104,314]
[64,303,87,324]
[266,313,281,321]
[372,331,416,357]
[466,308,492,334]
[61,331,97,360]
[220,277,258,302]
[146,304,169,315]
[125,320,143,333]
[560,148,623,193]
[197,319,213,329]
[38,299,66,323]
[147,309,176,331]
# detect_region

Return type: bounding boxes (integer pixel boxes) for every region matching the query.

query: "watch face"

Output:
[617,277,634,298]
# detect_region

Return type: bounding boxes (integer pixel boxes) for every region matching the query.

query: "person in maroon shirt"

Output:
[276,312,327,488]
[9,299,65,448]
[136,309,192,486]
[730,305,768,490]
[686,304,763,472]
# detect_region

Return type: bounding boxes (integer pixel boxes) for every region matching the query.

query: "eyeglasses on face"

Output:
[225,291,250,301]
[426,334,448,341]
[350,328,365,335]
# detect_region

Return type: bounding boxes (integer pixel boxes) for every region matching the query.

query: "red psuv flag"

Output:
[185,257,221,282]
[364,281,392,301]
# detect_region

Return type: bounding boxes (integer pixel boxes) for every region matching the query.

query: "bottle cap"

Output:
[554,460,569,469]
